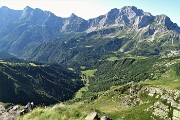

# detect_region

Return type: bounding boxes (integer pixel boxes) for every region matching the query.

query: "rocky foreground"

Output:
[80,83,180,120]
[1,83,180,120]
[115,83,180,120]
[0,105,20,120]
[144,86,180,120]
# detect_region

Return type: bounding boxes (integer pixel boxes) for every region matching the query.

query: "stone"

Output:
[152,101,170,120]
[173,109,180,120]
[0,105,6,114]
[52,103,65,110]
[11,105,20,111]
[85,111,100,120]
[145,87,164,97]
[100,116,112,120]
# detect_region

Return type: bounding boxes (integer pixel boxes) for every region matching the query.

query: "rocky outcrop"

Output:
[100,116,112,120]
[112,83,180,120]
[85,112,112,120]
[120,95,143,108]
[85,111,100,120]
[148,101,171,120]
[144,86,180,110]
[0,102,35,120]
[0,105,6,114]
[0,105,21,120]
[173,109,180,120]
[52,103,65,110]
[119,83,144,108]
[144,86,180,120]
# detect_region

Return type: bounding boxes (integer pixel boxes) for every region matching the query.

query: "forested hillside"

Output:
[81,56,180,98]
[0,61,83,105]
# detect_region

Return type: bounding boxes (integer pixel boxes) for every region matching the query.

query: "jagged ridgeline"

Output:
[0,6,179,68]
[0,61,83,105]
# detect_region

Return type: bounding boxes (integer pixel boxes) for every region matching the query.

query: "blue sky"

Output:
[0,0,180,26]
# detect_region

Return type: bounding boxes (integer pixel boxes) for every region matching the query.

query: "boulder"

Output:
[0,105,6,114]
[173,109,180,120]
[152,101,170,120]
[85,111,100,120]
[52,103,65,110]
[100,116,112,120]
[11,105,20,111]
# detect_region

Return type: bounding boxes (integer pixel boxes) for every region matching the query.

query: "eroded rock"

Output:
[152,101,170,120]
[85,111,100,120]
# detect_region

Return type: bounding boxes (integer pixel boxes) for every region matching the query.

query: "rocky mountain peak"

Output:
[70,13,77,18]
[155,14,171,24]
[20,6,57,26]
[23,6,33,12]
[68,13,85,22]
[0,6,10,10]
[21,6,33,19]
[121,6,137,10]
[61,13,87,32]
[0,6,15,14]
[108,8,119,15]
[0,6,22,28]
[120,6,144,16]
[155,14,180,33]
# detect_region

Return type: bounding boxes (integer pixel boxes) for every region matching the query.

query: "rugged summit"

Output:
[0,6,179,66]
[0,6,179,33]
[86,6,180,32]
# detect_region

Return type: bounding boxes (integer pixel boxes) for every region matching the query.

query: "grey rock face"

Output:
[0,5,179,33]
[87,6,150,31]
[155,15,180,33]
[62,13,87,32]
[136,15,154,28]
[86,6,180,33]
[0,6,21,29]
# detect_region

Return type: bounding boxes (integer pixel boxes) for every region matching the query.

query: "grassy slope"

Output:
[19,56,180,120]
[19,83,159,120]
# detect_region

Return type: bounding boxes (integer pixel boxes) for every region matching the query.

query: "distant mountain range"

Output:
[0,6,179,68]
